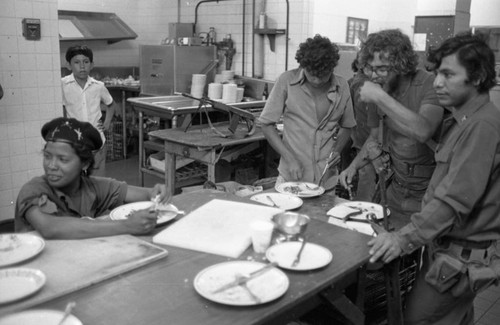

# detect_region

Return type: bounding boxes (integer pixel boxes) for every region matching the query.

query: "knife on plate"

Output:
[211,262,278,294]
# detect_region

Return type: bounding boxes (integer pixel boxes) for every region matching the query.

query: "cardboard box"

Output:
[148,152,194,172]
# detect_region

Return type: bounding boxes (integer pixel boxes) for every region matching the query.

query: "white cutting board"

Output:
[153,199,282,258]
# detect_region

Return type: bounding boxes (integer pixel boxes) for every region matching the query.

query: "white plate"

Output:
[0,309,82,325]
[194,261,289,306]
[0,234,45,267]
[109,201,179,226]
[327,201,390,221]
[266,242,332,271]
[328,217,376,236]
[275,182,325,198]
[250,193,303,210]
[0,268,46,304]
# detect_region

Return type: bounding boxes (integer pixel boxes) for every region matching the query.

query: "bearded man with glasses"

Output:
[340,29,444,229]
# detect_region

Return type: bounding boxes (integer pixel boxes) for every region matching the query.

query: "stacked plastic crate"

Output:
[104,120,124,161]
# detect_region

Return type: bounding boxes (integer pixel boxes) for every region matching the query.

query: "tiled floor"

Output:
[474,284,500,325]
[107,155,500,325]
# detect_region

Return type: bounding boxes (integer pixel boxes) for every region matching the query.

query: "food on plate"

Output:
[155,202,185,218]
[125,203,184,219]
[0,235,21,252]
[283,185,301,195]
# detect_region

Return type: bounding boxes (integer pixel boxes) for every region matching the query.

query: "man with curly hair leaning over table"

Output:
[259,34,355,192]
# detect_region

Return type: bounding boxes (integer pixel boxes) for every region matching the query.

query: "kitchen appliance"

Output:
[140,45,217,96]
[168,23,194,39]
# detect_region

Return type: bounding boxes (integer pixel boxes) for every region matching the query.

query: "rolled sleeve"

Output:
[258,78,286,126]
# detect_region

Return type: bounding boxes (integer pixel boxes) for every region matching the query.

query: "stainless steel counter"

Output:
[127,95,266,186]
[128,95,266,122]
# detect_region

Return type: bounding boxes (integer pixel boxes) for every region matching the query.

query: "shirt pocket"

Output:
[435,145,452,165]
[321,119,339,133]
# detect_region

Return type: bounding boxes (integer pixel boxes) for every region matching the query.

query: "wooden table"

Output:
[20,191,371,325]
[148,123,268,194]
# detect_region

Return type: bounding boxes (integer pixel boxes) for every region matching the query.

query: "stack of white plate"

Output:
[222,83,238,103]
[208,82,223,100]
[236,87,244,102]
[191,74,207,98]
[221,70,235,83]
[214,73,223,83]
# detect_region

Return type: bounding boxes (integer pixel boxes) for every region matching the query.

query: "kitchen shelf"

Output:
[143,155,207,186]
[254,28,286,52]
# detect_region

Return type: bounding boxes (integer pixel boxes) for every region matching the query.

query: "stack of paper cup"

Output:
[236,87,245,102]
[221,70,235,83]
[191,74,207,98]
[222,83,237,103]
[208,82,223,100]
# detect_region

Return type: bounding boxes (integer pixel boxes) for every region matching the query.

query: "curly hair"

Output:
[427,32,496,93]
[65,45,94,63]
[295,34,340,78]
[359,29,419,76]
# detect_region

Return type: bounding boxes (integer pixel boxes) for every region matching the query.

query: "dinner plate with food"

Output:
[194,261,289,306]
[250,193,303,210]
[327,201,389,221]
[266,241,332,271]
[0,268,46,304]
[109,201,184,227]
[0,309,82,325]
[0,234,45,267]
[275,182,325,198]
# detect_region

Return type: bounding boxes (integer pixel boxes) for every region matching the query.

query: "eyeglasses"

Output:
[363,64,391,76]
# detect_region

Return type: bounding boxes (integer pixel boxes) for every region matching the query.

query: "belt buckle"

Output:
[405,162,415,176]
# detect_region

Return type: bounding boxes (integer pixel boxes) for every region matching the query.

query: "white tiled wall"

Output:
[56,0,313,80]
[58,0,176,68]
[0,0,61,221]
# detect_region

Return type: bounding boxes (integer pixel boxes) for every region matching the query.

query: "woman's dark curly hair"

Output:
[359,29,419,76]
[43,142,96,177]
[427,32,496,93]
[295,34,340,78]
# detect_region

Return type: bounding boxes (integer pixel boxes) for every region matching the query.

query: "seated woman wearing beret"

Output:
[15,117,171,239]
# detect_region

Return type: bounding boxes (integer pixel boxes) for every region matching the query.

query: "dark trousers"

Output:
[404,249,475,325]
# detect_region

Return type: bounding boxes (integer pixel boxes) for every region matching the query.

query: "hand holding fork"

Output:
[306,151,341,190]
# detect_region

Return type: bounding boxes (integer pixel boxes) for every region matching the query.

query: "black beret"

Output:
[41,117,103,151]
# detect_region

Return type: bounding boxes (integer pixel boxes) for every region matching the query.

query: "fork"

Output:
[305,183,321,191]
[291,237,307,267]
[240,280,261,303]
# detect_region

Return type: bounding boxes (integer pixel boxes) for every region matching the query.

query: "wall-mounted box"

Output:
[22,18,41,40]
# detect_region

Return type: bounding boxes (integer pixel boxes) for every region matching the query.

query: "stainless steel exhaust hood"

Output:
[58,10,137,44]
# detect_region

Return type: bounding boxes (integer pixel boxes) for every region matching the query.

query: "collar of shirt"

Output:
[451,93,490,125]
[53,177,97,216]
[290,68,340,94]
[63,73,100,89]
[391,74,413,100]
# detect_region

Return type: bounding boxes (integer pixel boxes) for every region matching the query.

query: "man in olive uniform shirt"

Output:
[368,33,500,324]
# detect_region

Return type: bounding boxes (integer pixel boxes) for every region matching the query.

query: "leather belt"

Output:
[435,237,496,263]
[438,237,493,249]
[391,158,435,178]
